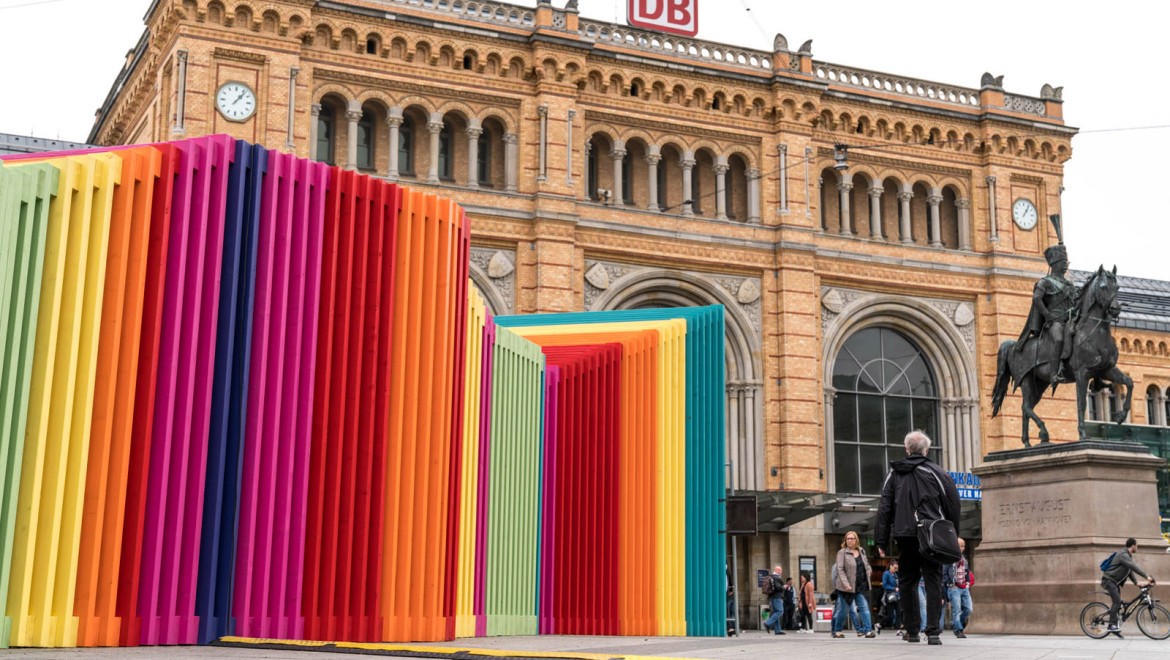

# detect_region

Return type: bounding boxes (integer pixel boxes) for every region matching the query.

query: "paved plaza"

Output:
[4,631,1168,660]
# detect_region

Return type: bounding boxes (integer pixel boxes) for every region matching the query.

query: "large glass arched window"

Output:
[832,327,940,495]
[316,105,335,165]
[399,116,414,176]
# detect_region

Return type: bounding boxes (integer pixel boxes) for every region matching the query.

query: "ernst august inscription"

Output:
[997,498,1072,531]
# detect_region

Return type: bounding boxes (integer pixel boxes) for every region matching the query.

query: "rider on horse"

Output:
[1015,243,1077,383]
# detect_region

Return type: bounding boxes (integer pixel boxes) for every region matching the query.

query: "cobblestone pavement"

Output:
[5,630,1168,660]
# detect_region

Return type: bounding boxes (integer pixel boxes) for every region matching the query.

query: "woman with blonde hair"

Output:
[833,530,876,638]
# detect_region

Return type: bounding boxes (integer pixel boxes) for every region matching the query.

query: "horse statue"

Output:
[991,265,1130,446]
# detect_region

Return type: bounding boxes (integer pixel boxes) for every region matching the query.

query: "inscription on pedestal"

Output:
[995,498,1071,530]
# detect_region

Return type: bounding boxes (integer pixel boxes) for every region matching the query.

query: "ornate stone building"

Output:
[89,0,1170,624]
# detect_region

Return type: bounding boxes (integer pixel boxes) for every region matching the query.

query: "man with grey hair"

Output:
[875,431,961,646]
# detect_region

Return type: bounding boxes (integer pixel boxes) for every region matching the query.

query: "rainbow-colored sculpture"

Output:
[0,137,725,648]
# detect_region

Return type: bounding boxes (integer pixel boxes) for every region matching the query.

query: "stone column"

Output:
[960,399,975,469]
[898,191,913,243]
[285,67,298,149]
[823,387,837,488]
[868,186,883,239]
[714,157,729,220]
[537,105,548,182]
[681,151,695,216]
[837,181,853,235]
[345,102,362,171]
[566,109,575,186]
[466,121,482,188]
[426,112,443,183]
[386,107,402,180]
[928,190,944,247]
[747,168,761,223]
[777,143,788,213]
[309,103,321,161]
[943,400,958,471]
[172,50,188,136]
[504,133,519,192]
[611,141,627,206]
[744,383,759,489]
[986,175,999,242]
[727,383,742,491]
[646,147,661,211]
[957,198,972,250]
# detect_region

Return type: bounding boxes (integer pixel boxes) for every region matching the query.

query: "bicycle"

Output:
[1080,583,1170,640]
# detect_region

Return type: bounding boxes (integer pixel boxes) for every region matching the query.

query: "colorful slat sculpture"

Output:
[0,136,726,649]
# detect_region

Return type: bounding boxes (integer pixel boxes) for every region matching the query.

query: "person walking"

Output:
[829,562,860,638]
[946,538,974,638]
[762,565,786,635]
[881,560,900,631]
[875,430,961,646]
[798,571,816,633]
[1101,538,1157,635]
[833,531,876,638]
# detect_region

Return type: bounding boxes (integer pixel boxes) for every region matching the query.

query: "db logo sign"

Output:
[627,0,699,38]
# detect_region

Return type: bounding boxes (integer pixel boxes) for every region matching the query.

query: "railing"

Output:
[376,0,536,27]
[812,60,982,109]
[577,18,773,72]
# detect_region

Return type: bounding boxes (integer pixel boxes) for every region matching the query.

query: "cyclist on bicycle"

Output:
[1102,538,1157,633]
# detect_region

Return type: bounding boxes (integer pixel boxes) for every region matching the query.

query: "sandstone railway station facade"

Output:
[90,0,1170,623]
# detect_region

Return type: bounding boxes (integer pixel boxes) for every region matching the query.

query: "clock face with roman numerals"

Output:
[216,82,256,122]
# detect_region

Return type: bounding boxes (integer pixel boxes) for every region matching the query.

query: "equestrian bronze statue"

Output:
[991,217,1131,446]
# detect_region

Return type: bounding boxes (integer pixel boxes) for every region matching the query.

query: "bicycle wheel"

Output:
[1136,603,1170,640]
[1080,602,1110,639]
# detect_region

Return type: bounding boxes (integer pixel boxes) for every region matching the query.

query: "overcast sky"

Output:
[1,0,1165,280]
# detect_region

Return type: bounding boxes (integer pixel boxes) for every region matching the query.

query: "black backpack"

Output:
[762,574,779,597]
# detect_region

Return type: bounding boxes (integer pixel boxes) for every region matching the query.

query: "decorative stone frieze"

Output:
[821,286,976,350]
[470,247,516,313]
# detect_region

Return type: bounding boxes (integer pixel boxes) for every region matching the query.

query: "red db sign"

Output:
[627,0,699,38]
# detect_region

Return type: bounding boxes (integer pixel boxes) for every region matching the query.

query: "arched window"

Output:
[1147,385,1162,425]
[832,327,940,495]
[1108,386,1123,422]
[691,167,701,213]
[399,116,414,176]
[587,143,599,199]
[1086,392,1098,422]
[477,128,491,186]
[724,173,733,219]
[438,122,453,180]
[356,111,374,170]
[316,105,335,165]
[621,151,633,205]
[656,159,666,211]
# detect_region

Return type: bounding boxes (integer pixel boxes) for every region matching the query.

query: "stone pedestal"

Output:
[971,441,1170,634]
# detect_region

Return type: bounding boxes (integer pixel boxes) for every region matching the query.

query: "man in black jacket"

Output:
[875,431,961,646]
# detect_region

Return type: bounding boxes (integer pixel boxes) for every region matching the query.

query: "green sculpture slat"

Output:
[0,163,57,647]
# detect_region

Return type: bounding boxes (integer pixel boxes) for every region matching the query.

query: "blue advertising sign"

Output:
[948,471,982,501]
